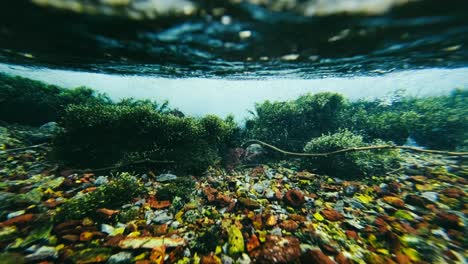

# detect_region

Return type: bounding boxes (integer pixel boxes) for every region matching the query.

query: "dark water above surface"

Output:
[0,0,467,78]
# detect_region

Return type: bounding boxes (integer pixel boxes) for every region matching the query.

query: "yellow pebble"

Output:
[313,212,324,221]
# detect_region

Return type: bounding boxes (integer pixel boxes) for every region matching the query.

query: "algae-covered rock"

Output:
[228,226,245,255]
[0,252,25,264]
[0,226,17,242]
[9,224,52,249]
[71,248,112,264]
[303,129,401,178]
[56,172,143,221]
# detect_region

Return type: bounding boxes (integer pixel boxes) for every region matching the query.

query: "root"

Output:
[242,139,468,157]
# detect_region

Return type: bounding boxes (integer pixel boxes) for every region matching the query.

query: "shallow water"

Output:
[0,1,467,264]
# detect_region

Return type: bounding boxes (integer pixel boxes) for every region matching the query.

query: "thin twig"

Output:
[386,165,405,175]
[72,158,175,173]
[242,139,468,157]
[0,143,49,154]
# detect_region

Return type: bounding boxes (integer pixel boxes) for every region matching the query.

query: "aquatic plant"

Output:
[55,172,144,221]
[339,100,418,145]
[0,73,110,125]
[303,130,401,178]
[54,101,239,173]
[192,225,222,254]
[246,92,346,151]
[156,177,195,202]
[409,89,467,150]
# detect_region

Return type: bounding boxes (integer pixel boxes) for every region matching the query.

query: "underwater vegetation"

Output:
[55,173,144,222]
[0,73,466,177]
[0,74,467,263]
[0,73,111,126]
[303,130,401,178]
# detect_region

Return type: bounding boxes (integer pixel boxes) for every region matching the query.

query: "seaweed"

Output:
[55,173,144,221]
[303,129,401,178]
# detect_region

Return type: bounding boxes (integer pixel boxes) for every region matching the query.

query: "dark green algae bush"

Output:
[1,73,466,178]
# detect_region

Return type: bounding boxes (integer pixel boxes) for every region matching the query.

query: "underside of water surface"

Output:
[0,1,467,264]
[0,0,467,78]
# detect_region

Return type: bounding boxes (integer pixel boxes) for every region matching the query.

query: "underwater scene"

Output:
[0,0,467,264]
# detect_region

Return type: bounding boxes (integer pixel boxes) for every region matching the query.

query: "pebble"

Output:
[221,255,234,264]
[237,253,252,264]
[107,252,133,264]
[7,210,26,219]
[94,176,109,185]
[24,246,58,261]
[101,224,115,234]
[265,189,275,199]
[156,173,177,182]
[152,210,173,224]
[421,192,439,202]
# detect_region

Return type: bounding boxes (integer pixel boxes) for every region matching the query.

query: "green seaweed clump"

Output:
[0,73,110,125]
[246,92,346,151]
[55,172,144,221]
[156,177,195,202]
[192,226,222,254]
[54,102,239,173]
[303,130,401,178]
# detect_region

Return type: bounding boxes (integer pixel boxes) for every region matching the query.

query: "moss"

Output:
[156,177,195,202]
[246,92,346,151]
[303,130,401,179]
[192,226,222,254]
[54,102,239,174]
[0,73,110,125]
[55,173,144,221]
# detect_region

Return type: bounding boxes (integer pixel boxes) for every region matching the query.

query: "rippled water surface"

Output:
[1,0,467,78]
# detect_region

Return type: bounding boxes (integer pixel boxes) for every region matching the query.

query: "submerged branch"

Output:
[0,143,49,154]
[242,139,468,157]
[72,159,176,173]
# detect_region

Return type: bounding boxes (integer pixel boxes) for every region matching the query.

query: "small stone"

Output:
[421,192,438,203]
[95,176,109,185]
[25,246,58,262]
[405,195,428,207]
[284,190,305,208]
[441,187,465,198]
[119,236,185,249]
[221,255,234,264]
[152,211,173,224]
[228,226,245,255]
[101,224,115,235]
[39,122,62,134]
[265,189,275,199]
[237,253,251,264]
[301,249,334,264]
[7,210,26,219]
[0,213,35,227]
[280,220,299,231]
[249,236,300,263]
[383,196,405,208]
[156,174,177,182]
[265,214,277,227]
[107,252,133,264]
[335,252,352,264]
[238,197,261,209]
[435,212,461,229]
[345,230,358,240]
[320,209,344,222]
